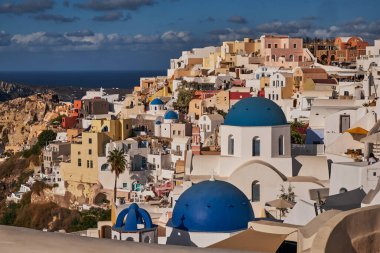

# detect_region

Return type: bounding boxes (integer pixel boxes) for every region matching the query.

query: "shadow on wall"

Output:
[292,157,302,176]
[166,228,196,247]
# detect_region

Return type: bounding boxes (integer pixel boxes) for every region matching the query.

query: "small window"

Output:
[373,172,377,176]
[252,137,260,156]
[78,159,82,167]
[339,188,348,194]
[228,135,234,155]
[293,43,297,49]
[89,138,92,144]
[268,44,271,48]
[88,149,92,155]
[274,44,278,48]
[251,181,260,202]
[87,160,90,168]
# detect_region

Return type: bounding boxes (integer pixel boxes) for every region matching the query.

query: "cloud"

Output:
[34,14,79,23]
[0,0,54,14]
[227,16,247,24]
[208,27,254,42]
[75,0,155,11]
[1,29,192,52]
[256,20,312,36]
[66,29,95,37]
[161,31,191,43]
[93,11,130,22]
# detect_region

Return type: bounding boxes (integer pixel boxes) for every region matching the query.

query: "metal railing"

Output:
[291,144,325,156]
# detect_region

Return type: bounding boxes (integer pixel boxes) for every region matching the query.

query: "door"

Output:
[340,115,350,133]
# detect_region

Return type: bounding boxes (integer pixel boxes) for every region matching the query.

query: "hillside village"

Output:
[1,35,380,252]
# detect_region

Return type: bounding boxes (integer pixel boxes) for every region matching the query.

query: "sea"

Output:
[0,70,167,89]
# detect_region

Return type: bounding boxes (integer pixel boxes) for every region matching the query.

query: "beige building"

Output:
[61,118,132,203]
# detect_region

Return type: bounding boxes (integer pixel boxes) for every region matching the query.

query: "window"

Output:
[78,159,82,167]
[228,135,234,155]
[274,44,278,48]
[268,94,271,100]
[279,135,284,155]
[293,43,297,49]
[252,137,260,156]
[90,160,93,168]
[276,94,279,100]
[281,81,284,87]
[273,81,275,86]
[88,149,92,155]
[178,130,181,135]
[87,160,90,168]
[89,138,92,144]
[123,183,128,189]
[339,188,348,194]
[268,43,271,48]
[173,130,176,135]
[251,181,260,202]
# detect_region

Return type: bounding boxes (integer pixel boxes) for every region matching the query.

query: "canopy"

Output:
[345,127,368,135]
[361,132,380,143]
[322,188,366,211]
[208,229,289,253]
[266,199,295,209]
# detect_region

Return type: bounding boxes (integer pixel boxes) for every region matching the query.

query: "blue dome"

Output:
[169,180,254,232]
[113,203,155,232]
[225,97,287,127]
[164,110,179,120]
[155,120,162,125]
[150,98,164,105]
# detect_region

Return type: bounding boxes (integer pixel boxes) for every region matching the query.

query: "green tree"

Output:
[173,89,195,114]
[107,149,127,204]
[37,130,57,147]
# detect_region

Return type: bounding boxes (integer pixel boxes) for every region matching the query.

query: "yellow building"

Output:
[61,118,132,202]
[188,99,205,120]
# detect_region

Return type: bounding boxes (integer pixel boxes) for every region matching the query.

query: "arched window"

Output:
[279,135,284,156]
[228,135,234,155]
[252,137,260,156]
[339,187,348,194]
[251,181,260,202]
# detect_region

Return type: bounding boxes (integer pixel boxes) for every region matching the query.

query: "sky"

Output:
[0,0,379,71]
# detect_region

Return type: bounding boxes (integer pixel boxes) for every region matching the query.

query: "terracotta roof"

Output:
[301,68,327,74]
[312,79,337,85]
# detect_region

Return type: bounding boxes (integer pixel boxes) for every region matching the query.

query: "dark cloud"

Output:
[75,0,155,11]
[93,11,130,22]
[34,14,79,23]
[0,29,192,53]
[0,0,54,14]
[227,16,247,24]
[256,20,313,35]
[65,29,95,37]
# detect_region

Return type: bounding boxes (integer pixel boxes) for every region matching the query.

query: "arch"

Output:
[143,236,151,243]
[101,163,109,171]
[339,187,348,194]
[126,237,134,241]
[113,235,118,240]
[228,134,234,155]
[278,135,285,156]
[251,180,260,202]
[94,192,107,205]
[233,159,288,181]
[102,125,109,132]
[252,137,260,156]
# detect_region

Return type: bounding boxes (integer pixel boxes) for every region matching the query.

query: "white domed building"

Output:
[187,97,294,215]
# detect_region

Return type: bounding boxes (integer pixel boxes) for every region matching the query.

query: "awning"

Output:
[208,229,289,253]
[361,132,380,143]
[322,188,366,211]
[266,199,295,209]
[345,127,368,135]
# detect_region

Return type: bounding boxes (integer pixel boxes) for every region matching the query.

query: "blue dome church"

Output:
[187,97,293,223]
[112,203,158,243]
[166,180,254,247]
